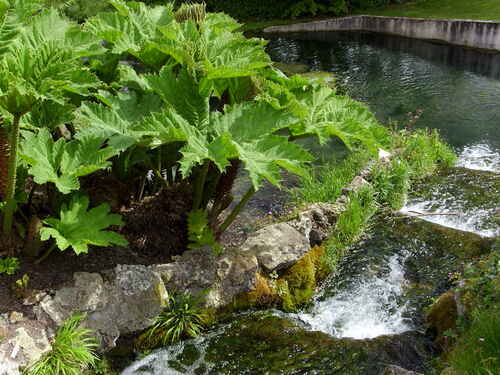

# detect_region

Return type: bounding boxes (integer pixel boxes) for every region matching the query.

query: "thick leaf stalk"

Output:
[0,126,9,200]
[217,186,255,237]
[2,114,21,234]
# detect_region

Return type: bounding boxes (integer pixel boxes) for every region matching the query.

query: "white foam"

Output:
[456,143,500,173]
[400,202,499,238]
[295,254,412,340]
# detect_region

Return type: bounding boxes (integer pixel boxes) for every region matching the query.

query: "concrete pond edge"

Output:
[264,15,500,52]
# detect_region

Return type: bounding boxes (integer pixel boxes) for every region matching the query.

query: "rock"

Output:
[378,148,392,162]
[291,203,342,246]
[426,291,458,348]
[8,312,24,324]
[240,222,310,273]
[383,365,423,375]
[343,175,370,194]
[0,314,52,375]
[38,265,166,350]
[153,247,259,309]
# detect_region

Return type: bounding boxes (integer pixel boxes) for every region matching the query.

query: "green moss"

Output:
[426,291,458,349]
[276,279,295,312]
[282,251,316,306]
[229,246,330,312]
[230,273,278,310]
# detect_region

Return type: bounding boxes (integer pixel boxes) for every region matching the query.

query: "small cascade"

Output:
[400,146,499,238]
[456,143,500,173]
[295,253,412,339]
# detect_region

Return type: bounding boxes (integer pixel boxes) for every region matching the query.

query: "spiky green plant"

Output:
[138,293,208,348]
[0,2,102,234]
[24,314,98,375]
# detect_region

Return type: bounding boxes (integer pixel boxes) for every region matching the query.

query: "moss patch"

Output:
[231,245,329,312]
[426,291,458,349]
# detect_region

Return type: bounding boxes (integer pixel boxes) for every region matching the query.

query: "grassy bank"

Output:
[361,0,500,22]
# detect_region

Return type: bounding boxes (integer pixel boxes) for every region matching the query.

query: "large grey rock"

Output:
[38,265,167,350]
[240,222,310,273]
[153,247,259,309]
[0,314,52,375]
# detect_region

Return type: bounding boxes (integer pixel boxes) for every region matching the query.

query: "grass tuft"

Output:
[291,150,371,204]
[25,314,98,375]
[136,292,209,349]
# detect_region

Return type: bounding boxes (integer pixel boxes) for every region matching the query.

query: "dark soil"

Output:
[0,178,295,317]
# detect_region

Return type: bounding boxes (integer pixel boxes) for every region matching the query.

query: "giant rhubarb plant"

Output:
[0,3,102,233]
[77,0,389,246]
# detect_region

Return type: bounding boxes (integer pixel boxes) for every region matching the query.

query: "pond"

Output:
[266,31,500,156]
[120,31,500,374]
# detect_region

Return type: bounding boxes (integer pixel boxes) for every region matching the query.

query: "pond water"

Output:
[121,32,500,374]
[266,31,500,154]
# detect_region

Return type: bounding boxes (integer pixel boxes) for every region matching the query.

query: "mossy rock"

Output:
[230,273,278,310]
[200,314,432,374]
[426,291,458,349]
[229,246,330,312]
[394,218,494,260]
[273,61,310,76]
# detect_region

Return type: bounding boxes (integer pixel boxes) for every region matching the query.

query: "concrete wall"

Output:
[264,16,500,52]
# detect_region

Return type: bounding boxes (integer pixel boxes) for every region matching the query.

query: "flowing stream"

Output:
[121,31,499,374]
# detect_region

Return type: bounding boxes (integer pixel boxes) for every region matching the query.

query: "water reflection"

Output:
[266,31,500,150]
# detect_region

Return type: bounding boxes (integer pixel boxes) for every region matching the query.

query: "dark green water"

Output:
[266,31,500,152]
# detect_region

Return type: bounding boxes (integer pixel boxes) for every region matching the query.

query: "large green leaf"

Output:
[145,67,210,129]
[40,194,128,255]
[0,39,100,114]
[19,128,119,194]
[208,102,311,189]
[77,90,162,151]
[234,135,312,189]
[85,0,174,67]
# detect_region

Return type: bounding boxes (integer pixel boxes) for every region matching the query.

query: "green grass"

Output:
[324,185,378,268]
[291,151,371,205]
[361,0,500,22]
[448,307,500,375]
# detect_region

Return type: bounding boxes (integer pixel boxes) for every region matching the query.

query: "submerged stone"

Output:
[273,62,310,75]
[394,218,494,259]
[201,314,432,374]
